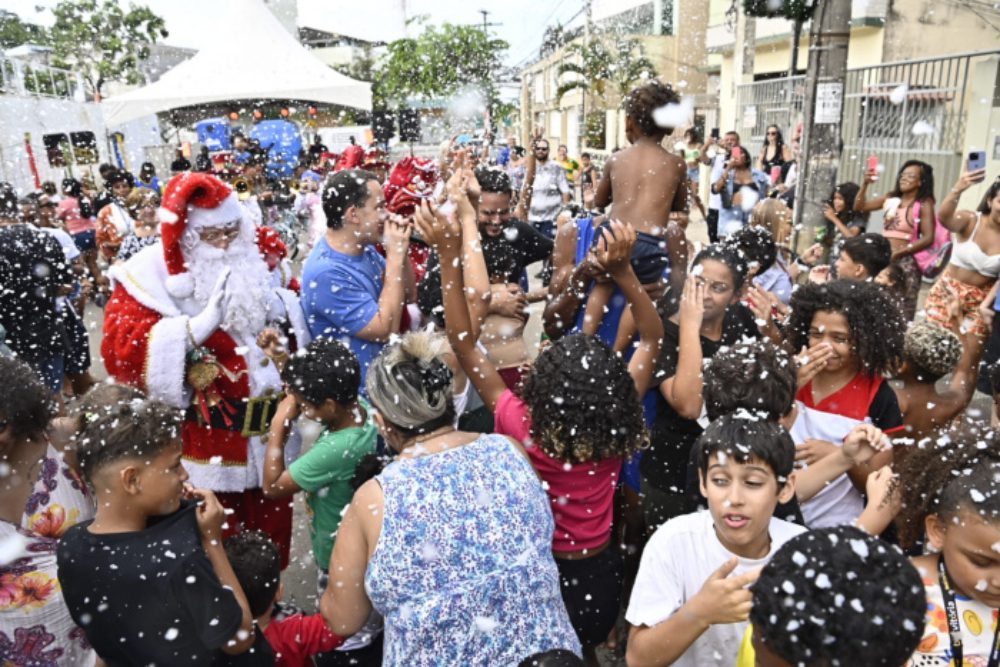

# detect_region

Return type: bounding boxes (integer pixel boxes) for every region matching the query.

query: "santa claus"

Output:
[101,172,309,565]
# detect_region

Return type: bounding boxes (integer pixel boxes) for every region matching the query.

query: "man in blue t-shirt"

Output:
[302,169,412,386]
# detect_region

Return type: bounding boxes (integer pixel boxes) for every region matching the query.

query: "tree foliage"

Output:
[0,10,47,49]
[377,22,508,109]
[556,33,656,103]
[47,0,167,99]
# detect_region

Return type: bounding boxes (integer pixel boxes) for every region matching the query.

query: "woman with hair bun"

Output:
[320,329,581,666]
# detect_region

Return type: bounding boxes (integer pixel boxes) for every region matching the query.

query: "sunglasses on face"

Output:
[767,132,777,136]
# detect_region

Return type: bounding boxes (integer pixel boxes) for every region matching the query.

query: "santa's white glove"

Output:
[187,268,229,347]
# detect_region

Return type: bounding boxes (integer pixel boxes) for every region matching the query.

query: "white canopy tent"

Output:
[102,0,371,128]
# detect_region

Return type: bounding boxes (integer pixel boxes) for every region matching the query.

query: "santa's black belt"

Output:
[184,393,284,437]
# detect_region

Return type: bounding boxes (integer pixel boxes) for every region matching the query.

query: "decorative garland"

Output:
[742,0,817,22]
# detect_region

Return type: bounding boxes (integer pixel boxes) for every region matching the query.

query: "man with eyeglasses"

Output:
[101,171,311,567]
[523,138,572,241]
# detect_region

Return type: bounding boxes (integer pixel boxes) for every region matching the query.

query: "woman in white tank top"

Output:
[923,168,1000,344]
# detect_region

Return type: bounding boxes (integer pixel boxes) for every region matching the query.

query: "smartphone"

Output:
[770,166,782,184]
[730,146,743,163]
[710,127,720,140]
[866,155,879,173]
[969,150,987,172]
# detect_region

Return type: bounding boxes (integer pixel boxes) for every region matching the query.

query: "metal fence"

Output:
[736,49,1000,206]
[734,75,806,149]
[0,56,84,101]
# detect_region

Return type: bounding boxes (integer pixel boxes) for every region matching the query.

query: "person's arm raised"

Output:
[594,221,664,396]
[354,220,411,342]
[939,169,986,232]
[659,277,706,420]
[262,395,303,499]
[414,199,507,412]
[855,170,887,213]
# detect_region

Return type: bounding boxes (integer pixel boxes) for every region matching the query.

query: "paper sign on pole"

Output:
[815,82,843,124]
[744,105,758,129]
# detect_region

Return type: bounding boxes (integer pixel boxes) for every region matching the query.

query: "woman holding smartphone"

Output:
[855,160,937,320]
[922,168,999,344]
[712,144,769,239]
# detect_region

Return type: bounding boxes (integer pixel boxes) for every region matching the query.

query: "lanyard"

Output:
[938,556,1000,667]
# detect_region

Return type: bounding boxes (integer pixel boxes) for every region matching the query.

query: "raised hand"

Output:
[414,199,461,256]
[679,274,706,331]
[189,267,230,345]
[382,217,412,259]
[593,220,636,275]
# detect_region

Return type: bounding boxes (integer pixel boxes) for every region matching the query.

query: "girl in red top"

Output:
[418,203,662,664]
[785,280,906,486]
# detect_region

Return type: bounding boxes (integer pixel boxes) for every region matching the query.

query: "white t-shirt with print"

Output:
[626,510,806,667]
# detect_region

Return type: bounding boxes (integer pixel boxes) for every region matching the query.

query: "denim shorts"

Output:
[72,229,97,252]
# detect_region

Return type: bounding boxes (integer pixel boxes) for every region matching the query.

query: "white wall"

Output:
[0,97,108,192]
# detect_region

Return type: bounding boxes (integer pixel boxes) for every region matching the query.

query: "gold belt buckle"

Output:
[241,391,284,437]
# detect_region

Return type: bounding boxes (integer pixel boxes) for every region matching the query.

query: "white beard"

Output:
[186,239,272,338]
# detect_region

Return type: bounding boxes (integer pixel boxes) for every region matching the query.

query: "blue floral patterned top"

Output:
[365,434,581,666]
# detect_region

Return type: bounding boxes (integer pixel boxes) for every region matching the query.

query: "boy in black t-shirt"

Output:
[56,395,259,666]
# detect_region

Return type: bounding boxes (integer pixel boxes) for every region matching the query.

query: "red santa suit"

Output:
[101,173,309,566]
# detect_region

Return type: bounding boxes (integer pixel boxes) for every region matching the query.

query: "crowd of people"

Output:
[2,76,1000,667]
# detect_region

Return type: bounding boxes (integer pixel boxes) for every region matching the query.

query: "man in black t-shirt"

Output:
[418,166,553,325]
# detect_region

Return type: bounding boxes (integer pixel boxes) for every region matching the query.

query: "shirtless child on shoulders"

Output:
[584,80,689,351]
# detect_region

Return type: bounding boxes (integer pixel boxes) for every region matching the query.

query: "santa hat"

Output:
[384,156,438,216]
[159,172,244,298]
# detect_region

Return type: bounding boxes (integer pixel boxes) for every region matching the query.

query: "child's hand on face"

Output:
[679,274,706,329]
[686,558,760,627]
[841,423,890,465]
[185,486,227,542]
[795,439,838,467]
[794,342,834,387]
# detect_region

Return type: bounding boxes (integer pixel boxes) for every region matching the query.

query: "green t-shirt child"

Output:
[288,400,377,569]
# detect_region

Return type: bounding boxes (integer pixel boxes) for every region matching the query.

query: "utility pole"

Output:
[792,0,852,255]
[580,0,592,158]
[733,3,756,101]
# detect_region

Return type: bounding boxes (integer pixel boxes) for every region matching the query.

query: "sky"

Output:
[1,0,589,68]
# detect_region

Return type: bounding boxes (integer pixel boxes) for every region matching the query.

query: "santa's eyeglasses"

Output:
[199,224,241,243]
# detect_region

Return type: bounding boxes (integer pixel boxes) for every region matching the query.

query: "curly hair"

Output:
[624,79,681,137]
[0,357,54,441]
[894,420,1000,548]
[474,166,513,195]
[750,526,925,666]
[281,338,361,407]
[724,225,777,275]
[703,340,796,421]
[224,531,280,618]
[786,279,904,376]
[76,395,183,482]
[904,320,962,382]
[520,333,647,464]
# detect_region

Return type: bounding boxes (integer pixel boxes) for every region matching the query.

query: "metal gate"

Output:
[734,75,805,148]
[839,50,997,203]
[735,49,1000,206]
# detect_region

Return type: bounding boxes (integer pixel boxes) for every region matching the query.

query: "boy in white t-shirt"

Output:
[626,414,805,667]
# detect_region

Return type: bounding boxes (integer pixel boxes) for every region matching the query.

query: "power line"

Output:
[509,0,586,69]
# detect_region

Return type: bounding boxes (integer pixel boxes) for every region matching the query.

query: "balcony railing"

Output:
[0,56,85,101]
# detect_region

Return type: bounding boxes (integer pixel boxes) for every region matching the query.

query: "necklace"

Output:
[399,426,458,459]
